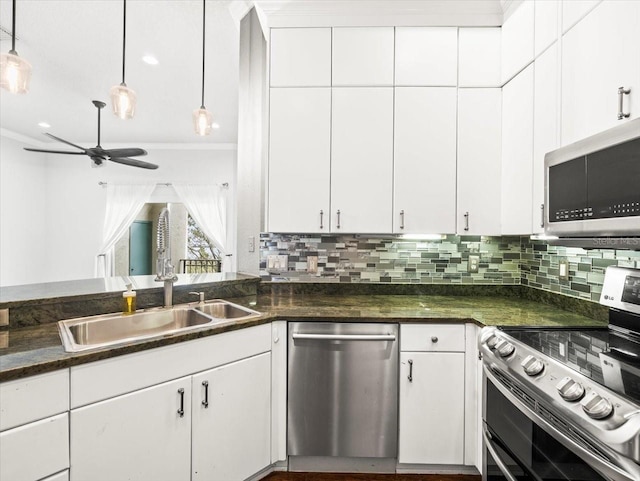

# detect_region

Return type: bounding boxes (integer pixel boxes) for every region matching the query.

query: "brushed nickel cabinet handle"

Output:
[464,211,470,231]
[618,86,631,120]
[319,210,324,229]
[400,210,405,230]
[540,204,545,228]
[177,388,185,417]
[202,381,209,408]
[408,359,413,382]
[336,209,341,229]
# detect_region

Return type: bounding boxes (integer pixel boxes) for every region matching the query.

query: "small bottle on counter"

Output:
[122,283,137,315]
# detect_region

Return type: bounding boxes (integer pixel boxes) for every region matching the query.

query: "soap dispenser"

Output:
[122,283,137,315]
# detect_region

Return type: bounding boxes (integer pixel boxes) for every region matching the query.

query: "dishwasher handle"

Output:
[292,333,396,341]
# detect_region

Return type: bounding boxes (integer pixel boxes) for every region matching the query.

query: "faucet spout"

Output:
[155,207,178,307]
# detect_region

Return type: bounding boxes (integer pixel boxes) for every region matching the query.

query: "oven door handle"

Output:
[482,426,519,481]
[485,365,640,481]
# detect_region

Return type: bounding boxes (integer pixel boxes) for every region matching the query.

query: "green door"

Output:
[129,221,152,276]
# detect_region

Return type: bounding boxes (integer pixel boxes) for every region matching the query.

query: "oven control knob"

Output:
[494,339,515,358]
[580,391,613,419]
[521,355,545,376]
[556,377,585,402]
[480,330,499,349]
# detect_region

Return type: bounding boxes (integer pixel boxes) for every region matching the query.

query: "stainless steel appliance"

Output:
[288,321,398,461]
[479,266,640,481]
[544,117,640,247]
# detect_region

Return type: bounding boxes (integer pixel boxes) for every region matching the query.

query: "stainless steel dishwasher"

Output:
[288,322,398,459]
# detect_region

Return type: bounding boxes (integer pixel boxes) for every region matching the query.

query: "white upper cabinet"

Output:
[562,0,602,33]
[395,27,458,86]
[331,88,394,233]
[332,27,394,86]
[534,0,559,56]
[394,87,457,234]
[533,43,559,233]
[501,64,534,235]
[270,28,331,87]
[268,88,331,233]
[458,28,501,87]
[561,0,640,145]
[501,0,535,83]
[457,88,502,235]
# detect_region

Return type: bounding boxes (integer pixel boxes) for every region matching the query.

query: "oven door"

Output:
[483,366,640,481]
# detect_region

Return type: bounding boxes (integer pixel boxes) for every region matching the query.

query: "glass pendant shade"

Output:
[110,83,136,120]
[0,51,31,94]
[193,107,213,136]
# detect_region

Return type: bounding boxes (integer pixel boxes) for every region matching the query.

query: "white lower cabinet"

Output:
[399,324,466,465]
[70,377,192,481]
[192,353,271,480]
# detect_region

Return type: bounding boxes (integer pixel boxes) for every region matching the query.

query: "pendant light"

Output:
[110,0,136,119]
[193,0,213,136]
[0,0,32,94]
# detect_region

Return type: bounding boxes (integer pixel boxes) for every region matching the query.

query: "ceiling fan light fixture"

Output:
[110,83,136,120]
[1,0,31,94]
[193,107,213,136]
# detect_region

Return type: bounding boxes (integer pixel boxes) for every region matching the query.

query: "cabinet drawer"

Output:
[71,324,271,408]
[0,370,69,430]
[401,324,465,352]
[0,413,69,481]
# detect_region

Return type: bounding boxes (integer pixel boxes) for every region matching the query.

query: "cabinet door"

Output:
[270,28,331,87]
[501,64,534,235]
[399,351,465,464]
[331,87,393,233]
[332,27,394,86]
[457,88,502,235]
[70,378,191,481]
[561,0,640,145]
[192,353,271,481]
[458,28,501,87]
[533,43,559,233]
[394,87,457,233]
[501,0,534,83]
[268,88,331,232]
[395,27,458,86]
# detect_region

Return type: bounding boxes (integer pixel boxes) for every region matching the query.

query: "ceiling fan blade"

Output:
[44,133,87,152]
[109,157,159,170]
[104,148,148,158]
[24,148,86,155]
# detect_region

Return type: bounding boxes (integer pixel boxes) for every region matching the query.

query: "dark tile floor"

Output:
[261,472,481,481]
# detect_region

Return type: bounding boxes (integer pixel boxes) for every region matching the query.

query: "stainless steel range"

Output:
[479,266,640,481]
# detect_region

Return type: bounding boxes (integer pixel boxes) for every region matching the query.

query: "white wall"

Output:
[0,133,236,286]
[0,136,48,286]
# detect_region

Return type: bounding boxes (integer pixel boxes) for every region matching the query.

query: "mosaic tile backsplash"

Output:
[260,234,640,302]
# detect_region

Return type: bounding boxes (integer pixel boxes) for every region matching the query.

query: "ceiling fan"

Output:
[24,100,158,170]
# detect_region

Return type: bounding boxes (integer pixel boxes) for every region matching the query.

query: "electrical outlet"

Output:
[267,254,288,270]
[559,259,569,280]
[248,236,255,253]
[308,256,318,273]
[468,255,480,273]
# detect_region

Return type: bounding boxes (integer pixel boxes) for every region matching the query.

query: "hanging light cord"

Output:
[10,0,17,53]
[200,0,206,109]
[121,0,127,85]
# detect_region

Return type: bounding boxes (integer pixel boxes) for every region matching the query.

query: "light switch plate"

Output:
[308,256,318,273]
[559,259,569,280]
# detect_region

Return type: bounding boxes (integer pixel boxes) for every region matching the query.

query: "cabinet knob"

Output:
[431,336,439,343]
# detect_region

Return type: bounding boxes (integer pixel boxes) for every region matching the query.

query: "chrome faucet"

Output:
[155,207,178,307]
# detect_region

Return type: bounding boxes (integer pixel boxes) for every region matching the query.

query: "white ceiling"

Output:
[0,0,508,147]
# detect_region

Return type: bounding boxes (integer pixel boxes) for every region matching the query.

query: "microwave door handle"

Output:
[484,366,640,481]
[483,426,519,481]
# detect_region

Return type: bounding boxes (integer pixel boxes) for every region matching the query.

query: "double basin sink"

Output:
[58,300,261,353]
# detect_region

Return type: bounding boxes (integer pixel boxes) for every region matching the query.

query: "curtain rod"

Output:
[98,181,229,187]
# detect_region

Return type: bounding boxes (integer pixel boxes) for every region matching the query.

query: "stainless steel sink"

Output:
[195,300,261,319]
[58,300,261,352]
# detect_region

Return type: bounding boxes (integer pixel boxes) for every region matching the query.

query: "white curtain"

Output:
[173,184,229,271]
[95,183,156,277]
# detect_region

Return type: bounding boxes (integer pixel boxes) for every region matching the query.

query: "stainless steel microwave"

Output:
[544,118,640,241]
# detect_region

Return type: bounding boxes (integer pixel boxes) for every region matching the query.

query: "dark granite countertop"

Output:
[0,292,608,383]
